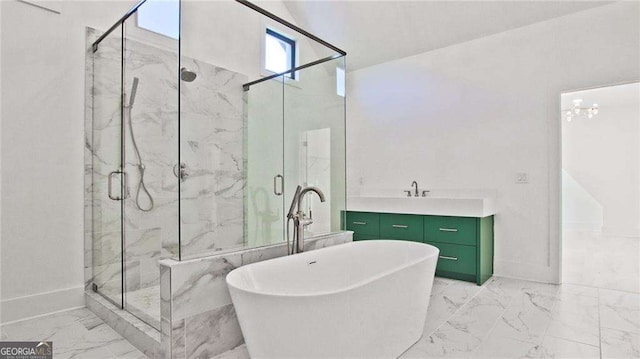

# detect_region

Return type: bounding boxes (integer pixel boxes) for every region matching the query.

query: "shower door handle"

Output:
[108,170,127,200]
[274,174,283,196]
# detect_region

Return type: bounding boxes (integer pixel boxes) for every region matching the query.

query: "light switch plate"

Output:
[516,172,528,184]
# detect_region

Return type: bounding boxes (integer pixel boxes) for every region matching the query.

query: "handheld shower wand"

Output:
[126,77,154,212]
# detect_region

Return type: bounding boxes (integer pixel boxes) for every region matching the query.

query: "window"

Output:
[137,0,179,40]
[336,66,345,97]
[265,29,296,79]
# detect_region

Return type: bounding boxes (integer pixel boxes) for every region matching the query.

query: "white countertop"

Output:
[347,196,496,218]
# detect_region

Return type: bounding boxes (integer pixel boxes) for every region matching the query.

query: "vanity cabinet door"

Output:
[379,213,424,242]
[345,211,380,236]
[426,241,477,278]
[424,216,477,246]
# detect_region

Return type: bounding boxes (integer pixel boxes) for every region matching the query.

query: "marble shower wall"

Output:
[85,25,248,315]
[159,231,353,359]
[178,59,247,259]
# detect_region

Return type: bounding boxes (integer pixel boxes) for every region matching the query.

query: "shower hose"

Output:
[126,105,154,212]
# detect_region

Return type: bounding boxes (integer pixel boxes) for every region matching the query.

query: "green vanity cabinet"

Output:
[379,213,424,242]
[344,211,494,285]
[424,216,477,246]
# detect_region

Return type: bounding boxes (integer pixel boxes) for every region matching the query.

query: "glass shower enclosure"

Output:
[87,0,346,330]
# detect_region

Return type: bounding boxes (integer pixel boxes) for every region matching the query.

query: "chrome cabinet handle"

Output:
[439,255,458,261]
[352,221,367,225]
[273,174,283,196]
[439,228,458,232]
[392,224,409,228]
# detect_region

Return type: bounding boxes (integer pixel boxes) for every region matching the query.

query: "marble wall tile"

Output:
[170,254,242,321]
[160,265,171,322]
[179,58,248,260]
[170,319,185,359]
[184,304,244,359]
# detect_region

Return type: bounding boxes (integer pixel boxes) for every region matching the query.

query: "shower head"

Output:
[180,67,197,82]
[128,77,139,107]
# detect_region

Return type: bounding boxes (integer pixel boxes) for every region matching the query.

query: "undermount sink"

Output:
[347,195,496,217]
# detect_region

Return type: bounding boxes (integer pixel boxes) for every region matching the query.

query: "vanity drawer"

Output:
[345,212,380,236]
[426,241,477,276]
[380,214,424,242]
[424,216,477,246]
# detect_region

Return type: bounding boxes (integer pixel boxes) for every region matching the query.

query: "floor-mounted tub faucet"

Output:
[286,186,326,254]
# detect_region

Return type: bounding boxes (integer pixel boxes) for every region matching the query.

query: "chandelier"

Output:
[563,99,599,122]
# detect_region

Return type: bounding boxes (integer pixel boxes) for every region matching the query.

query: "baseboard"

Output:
[494,260,559,284]
[0,286,84,324]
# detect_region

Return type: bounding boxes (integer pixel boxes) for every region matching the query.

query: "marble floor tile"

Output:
[445,288,508,340]
[125,285,160,329]
[489,290,555,344]
[557,283,599,298]
[539,336,600,359]
[545,309,600,346]
[424,280,483,335]
[401,322,484,358]
[213,344,250,359]
[563,231,640,293]
[553,291,599,316]
[472,333,541,358]
[599,288,640,334]
[0,308,146,359]
[600,327,640,358]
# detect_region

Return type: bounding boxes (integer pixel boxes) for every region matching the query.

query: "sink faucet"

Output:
[288,186,326,254]
[411,181,419,197]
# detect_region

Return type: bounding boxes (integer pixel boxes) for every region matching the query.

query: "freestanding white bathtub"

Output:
[226,240,439,358]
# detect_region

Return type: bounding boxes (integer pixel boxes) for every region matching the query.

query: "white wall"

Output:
[347,2,640,283]
[561,169,603,232]
[0,0,138,324]
[562,83,640,236]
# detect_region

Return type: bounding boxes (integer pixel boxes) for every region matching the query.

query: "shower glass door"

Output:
[120,3,179,330]
[91,25,124,307]
[283,57,347,238]
[245,76,286,249]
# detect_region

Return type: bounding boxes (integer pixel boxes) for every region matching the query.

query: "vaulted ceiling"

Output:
[283,1,612,71]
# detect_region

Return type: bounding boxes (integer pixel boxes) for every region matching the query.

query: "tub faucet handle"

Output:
[404,190,412,197]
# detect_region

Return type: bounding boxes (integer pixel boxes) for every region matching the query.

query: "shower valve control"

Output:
[173,162,190,182]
